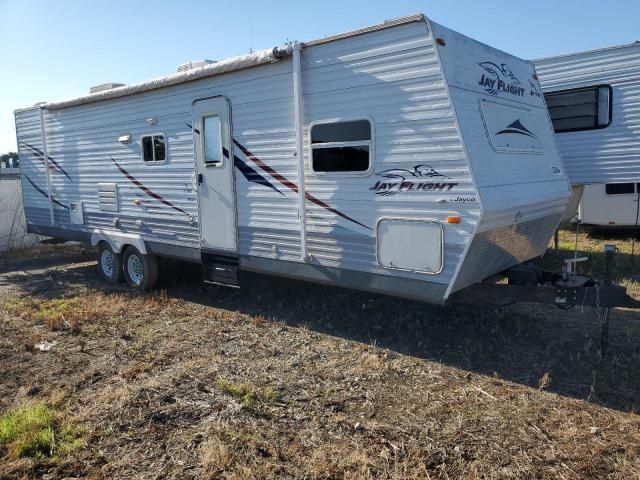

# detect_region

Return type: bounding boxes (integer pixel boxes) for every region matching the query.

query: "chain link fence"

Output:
[0,170,44,252]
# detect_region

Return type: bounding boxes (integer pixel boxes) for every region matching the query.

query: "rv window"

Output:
[544,85,611,133]
[202,115,222,164]
[310,119,372,173]
[141,134,166,162]
[605,183,635,195]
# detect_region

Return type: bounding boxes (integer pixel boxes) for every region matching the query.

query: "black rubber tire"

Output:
[122,246,159,290]
[97,242,123,284]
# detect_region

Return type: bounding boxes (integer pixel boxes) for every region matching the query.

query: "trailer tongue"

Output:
[456,272,638,309]
[453,244,638,354]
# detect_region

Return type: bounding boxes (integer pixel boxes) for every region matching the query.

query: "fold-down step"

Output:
[201,252,240,287]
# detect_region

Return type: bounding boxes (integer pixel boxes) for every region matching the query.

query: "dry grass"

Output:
[0,233,639,478]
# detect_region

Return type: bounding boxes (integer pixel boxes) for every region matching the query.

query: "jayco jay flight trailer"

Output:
[15,14,635,309]
[534,42,640,226]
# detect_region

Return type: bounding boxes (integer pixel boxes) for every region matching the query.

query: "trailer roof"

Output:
[533,40,640,63]
[17,14,425,112]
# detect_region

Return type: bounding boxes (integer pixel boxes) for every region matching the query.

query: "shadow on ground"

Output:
[152,252,640,414]
[4,245,640,414]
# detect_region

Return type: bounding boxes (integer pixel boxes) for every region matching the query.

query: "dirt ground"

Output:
[1,228,640,479]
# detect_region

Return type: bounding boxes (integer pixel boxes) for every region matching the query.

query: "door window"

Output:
[203,115,222,165]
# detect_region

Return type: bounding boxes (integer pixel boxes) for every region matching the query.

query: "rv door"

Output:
[192,97,237,253]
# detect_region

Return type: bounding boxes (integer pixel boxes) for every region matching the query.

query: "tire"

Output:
[122,246,159,290]
[97,242,123,284]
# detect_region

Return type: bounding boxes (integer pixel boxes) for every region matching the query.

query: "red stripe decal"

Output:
[233,140,299,193]
[233,139,371,230]
[110,157,188,215]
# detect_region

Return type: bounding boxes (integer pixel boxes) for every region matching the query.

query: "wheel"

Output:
[122,246,158,290]
[97,242,123,284]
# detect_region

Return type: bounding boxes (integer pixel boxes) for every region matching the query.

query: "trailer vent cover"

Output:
[97,183,119,212]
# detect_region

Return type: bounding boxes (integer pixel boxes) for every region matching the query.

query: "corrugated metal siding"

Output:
[15,20,477,300]
[14,109,53,227]
[534,43,640,184]
[302,20,477,286]
[15,61,299,254]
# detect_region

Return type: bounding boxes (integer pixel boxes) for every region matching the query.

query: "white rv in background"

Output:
[14,14,571,304]
[534,42,640,226]
[579,183,639,226]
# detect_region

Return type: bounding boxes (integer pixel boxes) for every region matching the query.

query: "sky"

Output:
[1,0,639,153]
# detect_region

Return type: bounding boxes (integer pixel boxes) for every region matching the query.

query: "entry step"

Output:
[201,252,240,287]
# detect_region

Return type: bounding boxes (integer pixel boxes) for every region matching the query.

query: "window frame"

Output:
[200,113,224,167]
[140,133,168,165]
[544,84,613,134]
[308,117,375,176]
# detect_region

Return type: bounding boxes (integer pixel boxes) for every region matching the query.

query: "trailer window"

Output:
[605,183,635,195]
[544,85,612,133]
[141,134,166,162]
[310,119,372,173]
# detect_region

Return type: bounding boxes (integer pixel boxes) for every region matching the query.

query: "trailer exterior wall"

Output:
[298,20,475,291]
[534,43,640,185]
[17,59,299,259]
[15,17,478,303]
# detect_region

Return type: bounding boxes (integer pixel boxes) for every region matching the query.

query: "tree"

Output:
[0,152,19,168]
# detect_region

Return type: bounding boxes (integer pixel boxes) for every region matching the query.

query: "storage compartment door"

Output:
[377,219,443,274]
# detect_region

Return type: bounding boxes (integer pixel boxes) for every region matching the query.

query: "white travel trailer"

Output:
[577,183,639,227]
[534,42,640,226]
[17,14,621,307]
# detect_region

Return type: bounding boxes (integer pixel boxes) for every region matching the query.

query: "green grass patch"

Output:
[216,377,280,409]
[0,403,84,460]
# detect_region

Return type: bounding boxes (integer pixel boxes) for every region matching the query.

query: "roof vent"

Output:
[176,59,216,73]
[89,82,125,94]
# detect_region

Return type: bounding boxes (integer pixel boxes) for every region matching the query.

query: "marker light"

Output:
[447,216,461,224]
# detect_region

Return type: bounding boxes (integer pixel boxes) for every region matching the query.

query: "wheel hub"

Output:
[101,250,114,277]
[127,254,144,286]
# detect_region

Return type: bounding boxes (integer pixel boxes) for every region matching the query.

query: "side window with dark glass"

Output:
[605,183,635,195]
[141,134,167,163]
[544,85,611,133]
[310,119,372,173]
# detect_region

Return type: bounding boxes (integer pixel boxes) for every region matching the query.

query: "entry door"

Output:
[192,97,237,252]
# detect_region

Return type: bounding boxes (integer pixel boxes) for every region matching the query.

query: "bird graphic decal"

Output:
[478,62,521,96]
[376,164,447,181]
[371,165,453,196]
